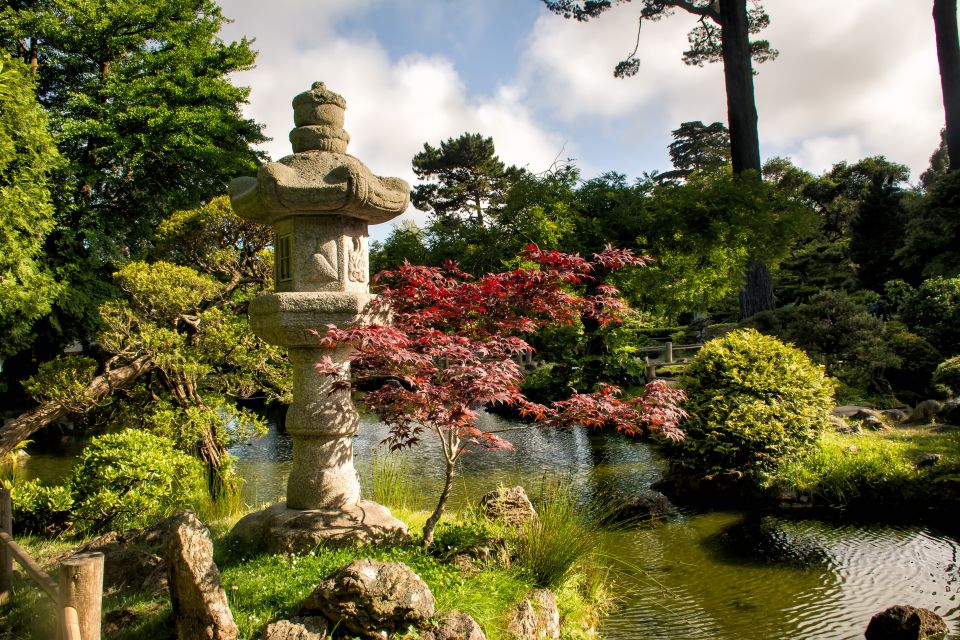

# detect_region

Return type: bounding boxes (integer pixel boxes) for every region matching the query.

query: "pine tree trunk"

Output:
[738,258,774,319]
[935,0,960,170]
[719,0,762,174]
[0,355,155,456]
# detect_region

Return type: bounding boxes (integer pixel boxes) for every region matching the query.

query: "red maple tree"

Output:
[317,245,686,545]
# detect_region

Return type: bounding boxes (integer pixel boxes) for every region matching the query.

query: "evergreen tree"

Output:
[412,132,522,227]
[0,0,266,354]
[0,53,61,359]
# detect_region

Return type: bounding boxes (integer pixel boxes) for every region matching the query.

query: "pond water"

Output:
[19,412,960,640]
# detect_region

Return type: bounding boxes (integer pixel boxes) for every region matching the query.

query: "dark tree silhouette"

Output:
[934,0,960,171]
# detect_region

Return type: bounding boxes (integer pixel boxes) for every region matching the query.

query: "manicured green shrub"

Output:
[934,356,960,397]
[10,479,74,535]
[668,329,834,479]
[69,429,208,533]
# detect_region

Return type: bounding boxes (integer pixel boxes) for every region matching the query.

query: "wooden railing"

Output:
[0,488,103,640]
[637,341,704,380]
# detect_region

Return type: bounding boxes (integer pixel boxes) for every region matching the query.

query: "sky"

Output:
[218,0,946,240]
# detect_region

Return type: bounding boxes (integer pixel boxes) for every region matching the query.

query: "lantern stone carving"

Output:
[228,83,408,550]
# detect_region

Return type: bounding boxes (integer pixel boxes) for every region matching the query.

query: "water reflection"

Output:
[18,409,960,640]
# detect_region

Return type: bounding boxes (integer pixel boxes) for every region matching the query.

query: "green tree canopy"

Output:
[412,132,523,227]
[0,0,266,352]
[0,53,61,357]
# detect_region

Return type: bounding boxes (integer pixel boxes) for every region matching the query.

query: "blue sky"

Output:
[219,0,945,240]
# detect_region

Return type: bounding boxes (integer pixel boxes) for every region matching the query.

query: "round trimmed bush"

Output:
[668,329,834,479]
[70,429,208,533]
[933,356,960,397]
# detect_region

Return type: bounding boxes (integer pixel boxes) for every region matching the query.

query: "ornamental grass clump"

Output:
[514,483,609,590]
[667,329,834,481]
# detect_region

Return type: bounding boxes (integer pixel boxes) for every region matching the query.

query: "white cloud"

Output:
[517,0,945,179]
[219,0,567,239]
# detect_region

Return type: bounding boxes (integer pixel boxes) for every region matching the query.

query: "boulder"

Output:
[506,589,560,640]
[917,453,942,469]
[423,611,486,640]
[881,409,910,424]
[480,486,537,527]
[164,511,238,640]
[299,559,435,639]
[864,605,948,640]
[263,617,328,640]
[861,414,887,431]
[908,400,943,425]
[609,491,676,522]
[938,399,960,425]
[64,516,179,594]
[230,502,408,555]
[832,405,877,419]
[830,414,861,435]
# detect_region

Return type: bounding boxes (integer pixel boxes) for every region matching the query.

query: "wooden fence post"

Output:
[645,356,657,381]
[665,341,674,364]
[59,552,103,640]
[0,487,11,606]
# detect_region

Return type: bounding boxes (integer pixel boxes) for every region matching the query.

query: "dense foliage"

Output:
[667,329,834,479]
[0,53,61,358]
[12,429,207,535]
[319,246,686,544]
[0,0,266,361]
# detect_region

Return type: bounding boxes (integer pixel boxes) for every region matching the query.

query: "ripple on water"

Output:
[28,411,955,640]
[601,515,960,640]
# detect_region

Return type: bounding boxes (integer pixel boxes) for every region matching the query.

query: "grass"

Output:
[0,501,614,640]
[513,482,616,591]
[772,425,960,509]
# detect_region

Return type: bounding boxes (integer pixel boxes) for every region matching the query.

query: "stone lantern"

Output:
[229,82,408,551]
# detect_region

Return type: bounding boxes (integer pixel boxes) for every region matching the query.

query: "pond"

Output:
[18,412,960,640]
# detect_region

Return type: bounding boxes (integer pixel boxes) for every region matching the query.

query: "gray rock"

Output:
[231,502,408,555]
[917,453,943,469]
[480,486,537,526]
[832,405,876,419]
[862,414,887,431]
[423,611,486,640]
[881,409,910,424]
[164,511,238,640]
[908,400,943,425]
[610,491,676,522]
[263,617,328,640]
[938,398,960,425]
[507,589,560,640]
[831,414,862,435]
[66,516,179,594]
[864,604,948,640]
[299,559,435,639]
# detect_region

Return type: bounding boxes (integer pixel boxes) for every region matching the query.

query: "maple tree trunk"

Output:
[422,457,457,548]
[935,0,960,171]
[0,355,155,456]
[719,0,761,174]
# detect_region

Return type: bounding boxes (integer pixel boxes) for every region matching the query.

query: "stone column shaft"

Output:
[286,346,361,510]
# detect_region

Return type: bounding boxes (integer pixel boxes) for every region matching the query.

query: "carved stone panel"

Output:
[273,215,369,293]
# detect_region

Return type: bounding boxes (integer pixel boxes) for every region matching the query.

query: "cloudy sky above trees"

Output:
[219,0,943,235]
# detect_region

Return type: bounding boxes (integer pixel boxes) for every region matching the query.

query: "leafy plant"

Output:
[68,429,208,533]
[667,329,834,480]
[10,479,75,536]
[318,246,686,546]
[900,276,960,357]
[934,356,960,397]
